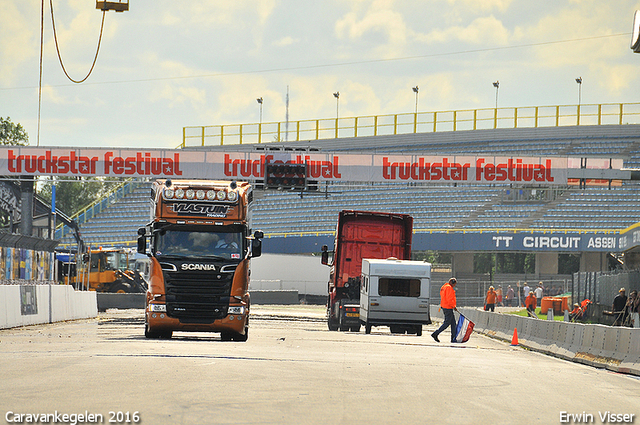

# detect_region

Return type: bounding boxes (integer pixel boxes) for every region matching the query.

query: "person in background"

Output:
[625,290,638,327]
[431,278,458,343]
[612,288,627,326]
[523,282,531,303]
[496,285,503,307]
[505,285,515,307]
[525,291,537,315]
[485,286,497,312]
[534,282,544,307]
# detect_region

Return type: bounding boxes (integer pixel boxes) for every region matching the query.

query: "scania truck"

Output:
[321,210,413,332]
[137,179,263,341]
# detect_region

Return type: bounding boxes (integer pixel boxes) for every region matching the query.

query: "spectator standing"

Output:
[505,285,515,307]
[485,286,497,312]
[534,282,544,307]
[626,290,638,327]
[612,288,627,326]
[523,282,531,303]
[496,285,503,307]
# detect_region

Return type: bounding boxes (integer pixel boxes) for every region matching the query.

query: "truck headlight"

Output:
[228,306,245,315]
[149,304,166,312]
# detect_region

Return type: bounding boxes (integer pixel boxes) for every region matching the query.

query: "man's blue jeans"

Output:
[433,308,456,342]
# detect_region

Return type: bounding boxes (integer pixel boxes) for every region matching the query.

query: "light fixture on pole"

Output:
[256,97,263,123]
[412,86,419,114]
[492,81,499,109]
[333,92,340,138]
[575,77,582,106]
[256,97,263,143]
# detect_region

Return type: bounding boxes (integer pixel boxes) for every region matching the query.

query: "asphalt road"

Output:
[1,306,639,425]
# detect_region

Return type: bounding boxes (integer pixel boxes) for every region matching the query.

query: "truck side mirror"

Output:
[321,245,329,265]
[251,230,263,258]
[137,228,146,254]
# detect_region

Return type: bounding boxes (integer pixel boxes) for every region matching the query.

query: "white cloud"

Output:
[418,15,511,45]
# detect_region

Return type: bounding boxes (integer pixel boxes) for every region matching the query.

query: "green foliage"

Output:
[558,254,580,275]
[38,177,108,217]
[0,117,29,146]
[412,250,451,264]
[473,253,536,274]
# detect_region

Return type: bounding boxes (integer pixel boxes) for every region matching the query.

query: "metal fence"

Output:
[574,270,640,307]
[182,102,640,147]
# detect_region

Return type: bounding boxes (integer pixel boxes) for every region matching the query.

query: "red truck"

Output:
[321,210,413,332]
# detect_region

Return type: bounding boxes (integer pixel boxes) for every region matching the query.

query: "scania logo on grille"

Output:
[172,202,230,218]
[181,263,216,271]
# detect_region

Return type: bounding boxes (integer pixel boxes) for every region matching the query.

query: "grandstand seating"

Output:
[57,125,640,249]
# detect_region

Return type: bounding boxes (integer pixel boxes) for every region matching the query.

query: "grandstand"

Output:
[57,124,640,261]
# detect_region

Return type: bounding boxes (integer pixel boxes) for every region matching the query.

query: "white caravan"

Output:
[360,259,431,335]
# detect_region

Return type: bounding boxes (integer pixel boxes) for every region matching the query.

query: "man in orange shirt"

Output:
[525,291,537,314]
[485,286,497,312]
[431,278,458,343]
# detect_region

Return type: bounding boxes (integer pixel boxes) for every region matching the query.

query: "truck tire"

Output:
[415,326,423,336]
[328,316,339,331]
[110,282,132,294]
[365,322,372,334]
[338,313,349,332]
[144,323,161,339]
[350,324,361,332]
[233,327,249,342]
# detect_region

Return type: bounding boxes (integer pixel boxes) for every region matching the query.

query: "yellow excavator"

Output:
[64,247,147,293]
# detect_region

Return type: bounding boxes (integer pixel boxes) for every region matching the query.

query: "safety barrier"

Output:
[182,102,640,147]
[0,284,97,329]
[430,306,640,376]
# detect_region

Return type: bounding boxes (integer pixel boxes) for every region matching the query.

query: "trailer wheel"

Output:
[415,326,423,336]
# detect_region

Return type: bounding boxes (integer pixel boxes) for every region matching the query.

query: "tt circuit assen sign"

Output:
[413,232,628,253]
[0,147,573,185]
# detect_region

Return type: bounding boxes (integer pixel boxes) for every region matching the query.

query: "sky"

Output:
[1,0,640,149]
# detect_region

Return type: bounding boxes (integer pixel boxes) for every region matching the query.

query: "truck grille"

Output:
[163,269,233,323]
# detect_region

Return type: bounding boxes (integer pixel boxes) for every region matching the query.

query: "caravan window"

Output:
[378,278,420,297]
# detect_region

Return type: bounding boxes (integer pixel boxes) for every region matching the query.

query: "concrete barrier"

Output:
[450,307,640,377]
[250,290,299,305]
[0,284,97,330]
[97,293,146,311]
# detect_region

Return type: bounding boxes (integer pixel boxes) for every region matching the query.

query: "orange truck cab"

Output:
[137,179,263,341]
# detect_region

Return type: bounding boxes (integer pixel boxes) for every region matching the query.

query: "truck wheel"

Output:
[416,326,423,336]
[159,330,172,339]
[350,324,361,332]
[328,316,339,331]
[221,332,233,341]
[365,323,372,334]
[233,328,248,342]
[338,314,349,332]
[110,282,132,294]
[144,323,160,339]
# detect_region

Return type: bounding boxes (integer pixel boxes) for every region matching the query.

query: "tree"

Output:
[38,177,109,217]
[0,117,29,146]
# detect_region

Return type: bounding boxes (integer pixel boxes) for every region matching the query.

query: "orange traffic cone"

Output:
[510,328,519,346]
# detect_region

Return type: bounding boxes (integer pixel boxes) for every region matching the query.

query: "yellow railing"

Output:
[181,102,640,148]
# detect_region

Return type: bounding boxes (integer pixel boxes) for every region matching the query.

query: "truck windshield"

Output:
[155,228,244,260]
